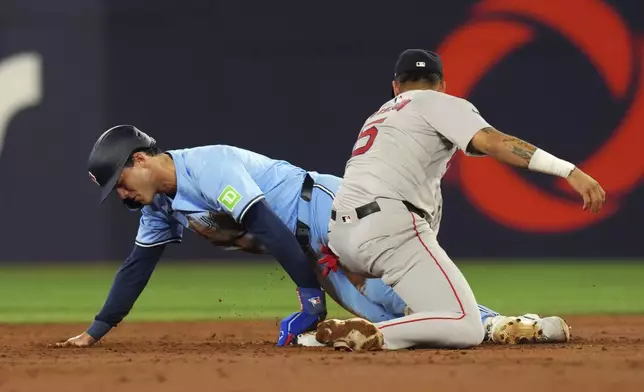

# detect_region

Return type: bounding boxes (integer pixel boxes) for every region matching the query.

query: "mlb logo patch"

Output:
[341,215,352,223]
[308,296,322,306]
[416,61,426,67]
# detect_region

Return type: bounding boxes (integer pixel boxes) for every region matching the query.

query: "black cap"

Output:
[394,49,443,79]
[391,49,443,97]
[87,125,156,202]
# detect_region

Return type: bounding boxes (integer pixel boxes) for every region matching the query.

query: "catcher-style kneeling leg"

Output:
[318,199,484,351]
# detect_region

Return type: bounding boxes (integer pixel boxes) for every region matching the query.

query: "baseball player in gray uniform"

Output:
[314,49,605,351]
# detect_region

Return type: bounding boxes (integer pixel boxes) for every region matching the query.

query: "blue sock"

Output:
[478,304,500,324]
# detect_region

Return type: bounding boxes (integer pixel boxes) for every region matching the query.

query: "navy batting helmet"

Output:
[87,125,156,203]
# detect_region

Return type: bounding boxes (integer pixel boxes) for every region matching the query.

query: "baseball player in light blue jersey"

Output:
[55,125,568,348]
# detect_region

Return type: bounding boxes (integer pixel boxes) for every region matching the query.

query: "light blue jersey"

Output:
[135,145,305,247]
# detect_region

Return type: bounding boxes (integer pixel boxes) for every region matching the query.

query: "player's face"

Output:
[115,154,158,206]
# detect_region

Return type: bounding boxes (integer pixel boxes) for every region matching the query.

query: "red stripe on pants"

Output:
[379,212,466,329]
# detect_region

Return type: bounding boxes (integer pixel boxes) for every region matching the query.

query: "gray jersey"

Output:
[333,89,491,230]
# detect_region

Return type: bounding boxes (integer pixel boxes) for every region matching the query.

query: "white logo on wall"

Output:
[0,53,43,156]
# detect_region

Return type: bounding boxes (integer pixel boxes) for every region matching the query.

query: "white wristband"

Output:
[528,148,575,178]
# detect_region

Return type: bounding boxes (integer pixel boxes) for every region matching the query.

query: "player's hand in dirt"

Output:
[52,332,97,348]
[565,168,606,213]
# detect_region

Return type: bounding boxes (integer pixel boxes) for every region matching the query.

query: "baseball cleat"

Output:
[315,318,384,352]
[486,314,571,344]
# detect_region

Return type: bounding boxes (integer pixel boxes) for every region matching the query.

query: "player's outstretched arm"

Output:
[53,244,165,348]
[468,127,606,213]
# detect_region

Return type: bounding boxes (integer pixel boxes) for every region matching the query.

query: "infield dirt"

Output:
[1,315,643,392]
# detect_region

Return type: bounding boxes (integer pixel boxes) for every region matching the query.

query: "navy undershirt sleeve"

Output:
[242,199,319,289]
[86,244,165,340]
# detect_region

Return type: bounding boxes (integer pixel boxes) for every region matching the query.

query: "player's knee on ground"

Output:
[379,310,485,350]
[449,313,485,348]
[419,311,484,349]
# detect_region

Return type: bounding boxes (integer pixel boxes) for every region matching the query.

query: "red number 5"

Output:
[351,126,378,157]
[351,118,386,157]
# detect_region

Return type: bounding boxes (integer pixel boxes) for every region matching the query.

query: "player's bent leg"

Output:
[353,279,510,339]
[318,268,400,323]
[310,265,568,348]
[316,254,484,351]
[356,269,569,346]
[318,199,484,351]
[374,247,484,350]
[373,207,483,350]
[333,273,504,329]
[360,278,408,317]
[322,275,529,344]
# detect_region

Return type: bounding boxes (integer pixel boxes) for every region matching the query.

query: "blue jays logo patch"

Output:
[308,296,322,306]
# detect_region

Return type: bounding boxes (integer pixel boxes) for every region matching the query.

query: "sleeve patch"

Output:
[217,185,243,211]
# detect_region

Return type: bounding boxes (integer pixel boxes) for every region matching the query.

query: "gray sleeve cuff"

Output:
[87,319,112,341]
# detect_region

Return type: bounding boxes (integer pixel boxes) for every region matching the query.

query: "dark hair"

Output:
[124,146,162,167]
[396,71,442,85]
